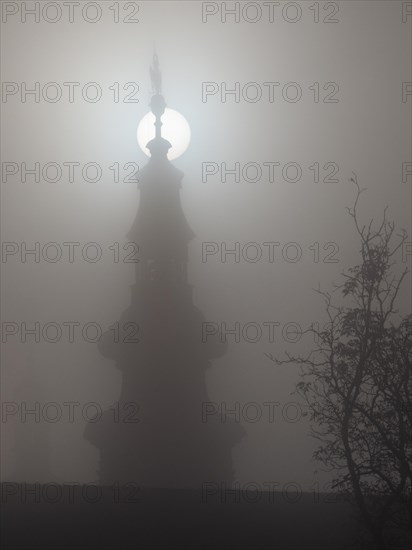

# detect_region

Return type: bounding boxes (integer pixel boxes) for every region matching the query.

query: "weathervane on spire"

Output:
[150,52,162,95]
[147,52,171,157]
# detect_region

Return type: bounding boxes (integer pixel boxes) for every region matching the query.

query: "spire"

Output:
[84,54,244,491]
[147,53,171,158]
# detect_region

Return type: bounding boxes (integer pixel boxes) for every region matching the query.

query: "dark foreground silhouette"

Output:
[1,483,363,550]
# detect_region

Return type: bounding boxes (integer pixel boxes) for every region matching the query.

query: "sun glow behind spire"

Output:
[137,108,191,160]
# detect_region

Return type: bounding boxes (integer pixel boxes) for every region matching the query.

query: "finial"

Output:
[146,52,171,159]
[150,51,162,95]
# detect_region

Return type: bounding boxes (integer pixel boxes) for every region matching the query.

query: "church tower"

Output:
[84,56,244,489]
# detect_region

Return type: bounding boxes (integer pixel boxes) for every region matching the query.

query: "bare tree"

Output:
[267,175,411,550]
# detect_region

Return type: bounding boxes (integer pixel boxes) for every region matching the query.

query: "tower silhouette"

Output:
[84,57,244,489]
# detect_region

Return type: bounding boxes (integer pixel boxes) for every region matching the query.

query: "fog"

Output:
[1,0,411,497]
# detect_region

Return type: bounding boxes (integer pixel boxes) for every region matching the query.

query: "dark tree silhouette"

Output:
[267,175,411,550]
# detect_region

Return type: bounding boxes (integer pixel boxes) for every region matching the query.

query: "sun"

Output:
[137,108,191,160]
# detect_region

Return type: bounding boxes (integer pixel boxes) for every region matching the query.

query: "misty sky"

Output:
[1,0,411,490]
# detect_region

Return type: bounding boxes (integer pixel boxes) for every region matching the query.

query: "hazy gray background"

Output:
[1,0,411,489]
